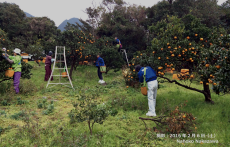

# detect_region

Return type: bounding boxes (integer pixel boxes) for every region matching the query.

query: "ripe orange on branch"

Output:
[215,65,221,69]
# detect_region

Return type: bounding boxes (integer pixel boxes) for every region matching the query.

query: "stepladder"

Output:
[120,49,129,67]
[46,46,74,90]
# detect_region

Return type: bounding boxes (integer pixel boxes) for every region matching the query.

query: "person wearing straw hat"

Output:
[44,51,53,81]
[2,48,22,94]
[135,65,158,117]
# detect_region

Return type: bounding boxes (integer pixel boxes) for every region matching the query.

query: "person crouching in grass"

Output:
[135,65,158,117]
[94,54,106,84]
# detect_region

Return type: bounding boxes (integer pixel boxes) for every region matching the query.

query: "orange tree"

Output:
[59,29,99,79]
[93,36,125,73]
[127,15,230,104]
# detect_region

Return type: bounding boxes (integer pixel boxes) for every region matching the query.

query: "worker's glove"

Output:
[2,53,8,59]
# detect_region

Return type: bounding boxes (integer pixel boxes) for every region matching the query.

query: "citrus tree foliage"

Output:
[90,36,125,73]
[58,29,98,79]
[85,1,147,59]
[68,92,111,135]
[128,15,230,103]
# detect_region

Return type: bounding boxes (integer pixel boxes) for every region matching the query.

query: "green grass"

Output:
[0,61,229,146]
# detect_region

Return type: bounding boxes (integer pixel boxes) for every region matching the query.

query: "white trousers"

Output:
[147,80,158,114]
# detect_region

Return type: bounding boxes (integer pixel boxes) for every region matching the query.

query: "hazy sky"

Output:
[0,0,227,27]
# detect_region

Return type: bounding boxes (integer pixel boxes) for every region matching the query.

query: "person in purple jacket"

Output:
[44,51,53,81]
[135,65,158,117]
[95,54,106,84]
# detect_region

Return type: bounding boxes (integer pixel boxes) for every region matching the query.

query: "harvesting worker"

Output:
[135,65,158,117]
[115,37,122,52]
[2,48,22,94]
[44,51,53,81]
[94,54,106,84]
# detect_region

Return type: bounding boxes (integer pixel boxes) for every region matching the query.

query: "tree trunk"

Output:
[69,58,76,80]
[36,61,40,66]
[88,120,92,135]
[203,82,214,104]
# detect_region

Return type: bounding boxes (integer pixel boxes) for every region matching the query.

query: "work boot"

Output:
[146,112,156,117]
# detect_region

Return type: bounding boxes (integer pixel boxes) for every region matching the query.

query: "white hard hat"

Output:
[14,48,21,54]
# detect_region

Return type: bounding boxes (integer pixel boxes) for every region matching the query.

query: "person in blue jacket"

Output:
[115,37,122,52]
[95,54,106,84]
[135,65,158,117]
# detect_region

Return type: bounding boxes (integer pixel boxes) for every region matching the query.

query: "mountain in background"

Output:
[58,18,82,32]
[24,12,34,17]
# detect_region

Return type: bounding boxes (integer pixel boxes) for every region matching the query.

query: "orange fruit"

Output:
[161,72,164,76]
[195,34,198,36]
[190,75,194,78]
[171,54,175,57]
[200,81,203,84]
[187,36,190,39]
[166,57,169,59]
[137,56,139,58]
[178,54,181,57]
[174,36,177,39]
[216,65,220,69]
[161,48,163,51]
[158,57,161,60]
[213,83,217,85]
[168,46,171,49]
[140,54,142,56]
[189,43,191,46]
[205,64,209,67]
[200,38,203,41]
[167,43,170,45]
[179,46,181,48]
[126,86,129,88]
[133,69,135,72]
[172,68,175,71]
[153,51,155,54]
[183,115,186,118]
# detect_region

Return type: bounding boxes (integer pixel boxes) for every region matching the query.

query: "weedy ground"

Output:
[0,62,229,147]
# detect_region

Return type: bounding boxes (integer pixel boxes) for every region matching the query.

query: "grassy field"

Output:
[0,61,229,147]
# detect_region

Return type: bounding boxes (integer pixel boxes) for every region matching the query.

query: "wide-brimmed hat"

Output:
[14,48,21,54]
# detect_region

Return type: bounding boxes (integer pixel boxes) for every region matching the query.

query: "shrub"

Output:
[68,91,116,135]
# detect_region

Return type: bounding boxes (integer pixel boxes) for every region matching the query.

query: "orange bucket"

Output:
[62,72,67,78]
[141,87,147,96]
[5,68,14,77]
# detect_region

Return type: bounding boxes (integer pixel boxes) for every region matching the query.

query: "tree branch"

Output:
[0,77,13,83]
[158,75,205,94]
